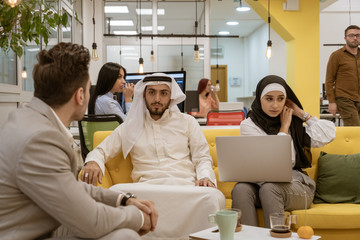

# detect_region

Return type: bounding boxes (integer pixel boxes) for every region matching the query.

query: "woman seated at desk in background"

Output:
[190,78,219,118]
[232,75,336,228]
[88,62,134,120]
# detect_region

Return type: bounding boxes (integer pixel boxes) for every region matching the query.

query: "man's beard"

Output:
[146,100,171,117]
[347,40,359,49]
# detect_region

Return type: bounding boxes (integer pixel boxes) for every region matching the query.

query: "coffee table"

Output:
[189,225,321,240]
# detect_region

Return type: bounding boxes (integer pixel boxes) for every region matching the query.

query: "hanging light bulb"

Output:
[194,44,200,63]
[265,0,272,59]
[92,43,99,61]
[266,40,272,59]
[150,50,155,62]
[138,57,144,73]
[216,79,220,92]
[4,0,21,8]
[193,0,201,63]
[21,67,27,79]
[150,36,155,63]
[91,0,99,61]
[236,0,250,12]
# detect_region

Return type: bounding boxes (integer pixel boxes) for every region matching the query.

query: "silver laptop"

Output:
[216,135,292,182]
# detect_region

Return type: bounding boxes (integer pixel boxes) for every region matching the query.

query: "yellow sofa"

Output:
[92,127,360,240]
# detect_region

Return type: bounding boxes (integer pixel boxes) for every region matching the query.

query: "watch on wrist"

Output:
[121,192,136,206]
[302,112,310,121]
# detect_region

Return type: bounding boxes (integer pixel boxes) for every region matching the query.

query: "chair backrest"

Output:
[206,110,245,126]
[78,114,123,161]
[219,102,244,111]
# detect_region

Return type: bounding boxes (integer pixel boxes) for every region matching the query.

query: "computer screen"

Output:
[125,71,187,112]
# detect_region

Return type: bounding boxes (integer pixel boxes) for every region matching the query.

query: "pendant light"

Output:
[21,49,27,79]
[119,36,122,65]
[138,0,144,73]
[138,34,144,73]
[236,0,250,12]
[4,0,21,8]
[265,0,272,59]
[215,38,220,91]
[181,37,184,71]
[193,0,200,63]
[349,0,352,25]
[92,0,99,61]
[150,36,155,63]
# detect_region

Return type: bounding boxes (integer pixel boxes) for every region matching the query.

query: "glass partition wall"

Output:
[103,0,281,103]
[104,0,206,91]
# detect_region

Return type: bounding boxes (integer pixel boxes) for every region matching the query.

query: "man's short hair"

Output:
[33,42,90,107]
[345,25,360,36]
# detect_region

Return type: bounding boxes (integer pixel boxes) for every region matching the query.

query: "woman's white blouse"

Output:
[240,116,336,167]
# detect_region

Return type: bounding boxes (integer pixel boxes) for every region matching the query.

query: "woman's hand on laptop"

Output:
[196,178,216,188]
[81,161,103,186]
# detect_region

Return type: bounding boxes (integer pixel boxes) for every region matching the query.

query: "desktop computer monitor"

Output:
[125,71,187,112]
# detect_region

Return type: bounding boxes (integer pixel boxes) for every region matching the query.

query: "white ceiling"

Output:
[209,0,264,37]
[104,0,356,38]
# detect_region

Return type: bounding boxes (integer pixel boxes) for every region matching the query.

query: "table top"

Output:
[189,225,321,240]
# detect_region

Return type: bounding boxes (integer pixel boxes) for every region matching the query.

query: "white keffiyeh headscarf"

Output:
[121,73,186,158]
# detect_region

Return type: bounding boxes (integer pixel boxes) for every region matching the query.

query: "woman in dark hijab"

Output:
[231,75,336,228]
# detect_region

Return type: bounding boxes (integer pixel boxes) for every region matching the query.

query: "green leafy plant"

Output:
[0,0,70,57]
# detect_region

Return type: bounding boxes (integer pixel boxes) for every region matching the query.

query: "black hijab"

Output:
[248,75,312,170]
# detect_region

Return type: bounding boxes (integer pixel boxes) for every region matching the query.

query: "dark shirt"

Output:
[325,46,360,103]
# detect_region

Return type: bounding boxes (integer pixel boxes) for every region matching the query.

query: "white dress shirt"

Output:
[86,109,217,186]
[95,92,131,121]
[240,116,336,167]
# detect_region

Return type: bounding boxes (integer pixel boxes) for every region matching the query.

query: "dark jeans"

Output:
[335,97,360,126]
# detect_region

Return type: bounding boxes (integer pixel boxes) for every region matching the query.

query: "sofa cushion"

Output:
[314,151,360,204]
[292,203,360,229]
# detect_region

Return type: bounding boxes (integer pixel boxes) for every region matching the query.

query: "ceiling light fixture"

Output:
[138,0,144,73]
[193,0,200,63]
[181,37,184,71]
[21,49,27,79]
[113,31,137,35]
[92,0,99,61]
[215,38,220,92]
[136,9,165,15]
[265,0,272,59]
[226,21,239,26]
[110,20,134,26]
[218,31,230,35]
[104,6,129,13]
[236,0,250,12]
[349,0,352,25]
[119,36,122,65]
[150,36,155,63]
[4,0,21,8]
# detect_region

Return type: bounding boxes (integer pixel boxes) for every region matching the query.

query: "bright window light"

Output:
[105,6,129,13]
[226,21,239,26]
[219,31,230,35]
[136,9,165,15]
[110,20,134,26]
[113,31,137,35]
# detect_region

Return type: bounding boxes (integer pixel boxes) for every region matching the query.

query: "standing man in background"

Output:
[325,25,360,126]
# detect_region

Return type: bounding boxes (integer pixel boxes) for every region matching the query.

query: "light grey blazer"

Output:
[0,97,142,240]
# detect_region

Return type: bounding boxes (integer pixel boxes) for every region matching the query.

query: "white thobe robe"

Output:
[86,109,225,239]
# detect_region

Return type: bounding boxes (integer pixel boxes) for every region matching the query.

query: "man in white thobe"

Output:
[81,73,225,240]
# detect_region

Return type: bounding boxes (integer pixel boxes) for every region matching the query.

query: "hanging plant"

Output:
[0,0,71,57]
